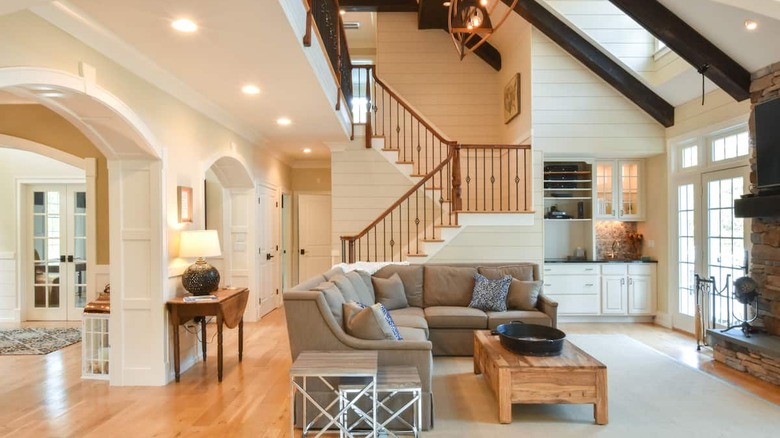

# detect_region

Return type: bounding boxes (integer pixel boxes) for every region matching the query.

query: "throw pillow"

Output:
[468,273,512,312]
[343,302,403,341]
[345,270,375,304]
[372,273,409,310]
[507,279,542,311]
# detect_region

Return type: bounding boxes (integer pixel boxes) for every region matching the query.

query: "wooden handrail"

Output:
[370,69,455,147]
[460,144,531,150]
[340,146,456,242]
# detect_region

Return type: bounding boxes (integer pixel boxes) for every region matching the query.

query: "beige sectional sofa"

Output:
[283,262,558,431]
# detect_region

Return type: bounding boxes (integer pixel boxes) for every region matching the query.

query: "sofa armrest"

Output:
[537,294,558,328]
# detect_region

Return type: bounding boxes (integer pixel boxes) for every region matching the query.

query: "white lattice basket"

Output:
[82,313,110,380]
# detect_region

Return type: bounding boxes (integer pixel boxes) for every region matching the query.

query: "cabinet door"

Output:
[618,160,643,220]
[628,275,654,314]
[601,275,626,314]
[595,161,617,219]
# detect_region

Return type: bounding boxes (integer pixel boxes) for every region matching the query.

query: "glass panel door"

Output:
[595,161,615,218]
[620,161,640,217]
[673,182,697,333]
[27,184,87,321]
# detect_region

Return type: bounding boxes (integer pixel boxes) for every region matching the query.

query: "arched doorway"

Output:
[0,67,166,386]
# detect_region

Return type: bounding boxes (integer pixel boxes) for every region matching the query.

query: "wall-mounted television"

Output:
[755,98,780,193]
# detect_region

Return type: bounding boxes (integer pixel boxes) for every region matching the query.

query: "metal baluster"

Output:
[523,149,528,210]
[515,149,520,211]
[491,148,495,212]
[415,191,420,254]
[500,147,504,211]
[483,148,487,211]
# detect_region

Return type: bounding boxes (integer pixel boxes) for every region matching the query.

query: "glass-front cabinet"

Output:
[595,160,644,221]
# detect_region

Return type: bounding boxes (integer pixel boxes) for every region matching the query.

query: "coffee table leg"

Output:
[474,335,481,374]
[498,368,512,424]
[594,369,608,425]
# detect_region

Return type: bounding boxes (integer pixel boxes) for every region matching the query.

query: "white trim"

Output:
[0,134,86,168]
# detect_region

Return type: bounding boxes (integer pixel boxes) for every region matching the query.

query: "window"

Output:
[711,130,749,162]
[654,38,670,60]
[677,183,696,316]
[681,144,698,169]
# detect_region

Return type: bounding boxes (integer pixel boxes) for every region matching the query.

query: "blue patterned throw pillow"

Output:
[469,273,512,312]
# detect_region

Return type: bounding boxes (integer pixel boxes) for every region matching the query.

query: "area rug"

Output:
[0,328,81,355]
[428,334,780,437]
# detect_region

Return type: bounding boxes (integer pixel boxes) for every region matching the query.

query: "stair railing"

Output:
[341,148,458,263]
[458,145,532,212]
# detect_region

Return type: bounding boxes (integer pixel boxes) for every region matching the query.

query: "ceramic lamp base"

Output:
[182,260,220,296]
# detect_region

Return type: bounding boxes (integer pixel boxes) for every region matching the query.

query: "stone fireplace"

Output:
[709,62,780,386]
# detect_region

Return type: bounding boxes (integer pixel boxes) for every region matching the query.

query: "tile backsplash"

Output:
[595,221,642,260]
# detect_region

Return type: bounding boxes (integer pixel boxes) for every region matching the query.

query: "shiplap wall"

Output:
[0,253,15,321]
[531,29,665,156]
[667,89,750,140]
[376,13,501,144]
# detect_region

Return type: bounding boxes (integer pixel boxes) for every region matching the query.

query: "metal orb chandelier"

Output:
[448,0,518,60]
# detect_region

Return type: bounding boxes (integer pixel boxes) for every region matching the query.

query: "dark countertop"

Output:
[545,259,658,264]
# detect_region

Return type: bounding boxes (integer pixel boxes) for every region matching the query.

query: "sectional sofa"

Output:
[283,262,558,430]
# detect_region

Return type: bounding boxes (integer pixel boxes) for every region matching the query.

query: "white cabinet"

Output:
[600,264,656,315]
[595,160,644,221]
[543,264,600,315]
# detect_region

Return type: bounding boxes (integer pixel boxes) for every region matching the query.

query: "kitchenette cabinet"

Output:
[544,262,656,317]
[594,160,644,221]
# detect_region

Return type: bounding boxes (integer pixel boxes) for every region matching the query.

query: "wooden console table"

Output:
[167,287,249,382]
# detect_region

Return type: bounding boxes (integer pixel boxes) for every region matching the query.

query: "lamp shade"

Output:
[179,230,221,258]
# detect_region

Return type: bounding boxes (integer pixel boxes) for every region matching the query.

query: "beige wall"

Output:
[376,13,502,144]
[637,154,668,313]
[667,89,750,140]
[0,104,110,264]
[292,168,331,192]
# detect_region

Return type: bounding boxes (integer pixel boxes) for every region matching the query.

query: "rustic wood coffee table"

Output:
[473,330,608,425]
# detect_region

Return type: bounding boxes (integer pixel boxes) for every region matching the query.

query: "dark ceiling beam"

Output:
[504,0,674,127]
[607,0,750,101]
[339,0,418,12]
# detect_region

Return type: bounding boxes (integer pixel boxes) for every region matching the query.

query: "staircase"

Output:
[340,66,533,263]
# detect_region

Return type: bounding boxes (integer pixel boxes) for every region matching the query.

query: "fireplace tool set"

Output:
[694,273,761,350]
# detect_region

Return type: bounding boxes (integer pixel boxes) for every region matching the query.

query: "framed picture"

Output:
[177,186,193,223]
[503,73,521,124]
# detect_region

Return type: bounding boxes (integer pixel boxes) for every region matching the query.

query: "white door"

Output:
[601,275,626,314]
[673,167,749,332]
[27,184,87,321]
[257,184,280,318]
[298,194,332,282]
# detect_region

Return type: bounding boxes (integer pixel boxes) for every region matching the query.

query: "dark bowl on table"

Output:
[491,322,566,356]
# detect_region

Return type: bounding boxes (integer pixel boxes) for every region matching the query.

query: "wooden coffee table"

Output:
[473,330,608,425]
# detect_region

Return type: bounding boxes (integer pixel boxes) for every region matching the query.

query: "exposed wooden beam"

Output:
[504,0,674,127]
[340,0,417,12]
[608,0,750,101]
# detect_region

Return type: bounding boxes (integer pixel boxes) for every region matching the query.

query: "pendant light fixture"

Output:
[448,0,518,59]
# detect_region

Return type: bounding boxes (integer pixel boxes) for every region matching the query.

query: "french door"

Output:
[26,184,87,321]
[673,167,749,332]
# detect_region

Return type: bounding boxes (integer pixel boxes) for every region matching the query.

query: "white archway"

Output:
[0,67,167,386]
[204,154,260,321]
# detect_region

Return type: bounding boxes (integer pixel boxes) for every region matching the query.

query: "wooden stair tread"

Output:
[434,224,460,228]
[407,253,428,257]
[381,148,399,152]
[396,161,414,165]
[422,239,444,243]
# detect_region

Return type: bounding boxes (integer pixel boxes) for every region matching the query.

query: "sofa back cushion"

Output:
[312,282,346,325]
[345,270,375,304]
[374,265,424,307]
[423,266,478,307]
[331,274,361,303]
[478,265,536,282]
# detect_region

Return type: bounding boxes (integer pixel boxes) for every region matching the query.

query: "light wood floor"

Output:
[1,311,778,437]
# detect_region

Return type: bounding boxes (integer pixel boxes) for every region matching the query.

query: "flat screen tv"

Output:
[755,98,780,193]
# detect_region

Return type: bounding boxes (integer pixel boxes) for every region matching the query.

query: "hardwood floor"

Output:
[1,311,778,437]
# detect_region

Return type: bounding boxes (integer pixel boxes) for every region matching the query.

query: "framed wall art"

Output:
[177,186,193,223]
[503,73,521,124]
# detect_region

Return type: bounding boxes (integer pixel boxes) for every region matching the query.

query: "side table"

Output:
[290,350,378,437]
[167,287,249,382]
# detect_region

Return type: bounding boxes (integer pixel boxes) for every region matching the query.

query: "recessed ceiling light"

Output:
[171,18,198,33]
[745,19,758,31]
[443,1,451,6]
[340,9,346,15]
[241,84,260,95]
[276,118,292,126]
[303,148,312,154]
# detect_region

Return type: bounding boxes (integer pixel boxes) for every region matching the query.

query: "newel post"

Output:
[451,144,463,212]
[365,66,373,149]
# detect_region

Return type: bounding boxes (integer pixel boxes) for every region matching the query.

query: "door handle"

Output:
[266,253,274,261]
[300,249,306,255]
[67,255,74,262]
[60,255,66,263]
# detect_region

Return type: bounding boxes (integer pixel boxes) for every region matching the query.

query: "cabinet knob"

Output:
[544,283,552,287]
[585,283,594,287]
[621,278,625,285]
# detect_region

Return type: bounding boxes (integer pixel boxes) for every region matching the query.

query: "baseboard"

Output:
[0,308,20,322]
[559,315,656,324]
[654,312,672,328]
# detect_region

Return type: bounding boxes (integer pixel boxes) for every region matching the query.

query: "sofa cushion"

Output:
[373,273,409,310]
[423,266,478,307]
[468,274,511,312]
[374,265,424,308]
[486,310,552,329]
[331,274,361,303]
[478,265,535,281]
[424,306,487,329]
[397,326,427,342]
[345,270,374,304]
[389,307,429,338]
[312,282,345,325]
[508,279,542,311]
[323,266,345,281]
[343,302,402,340]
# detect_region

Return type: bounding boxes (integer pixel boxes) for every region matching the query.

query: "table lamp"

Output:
[179,230,222,295]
